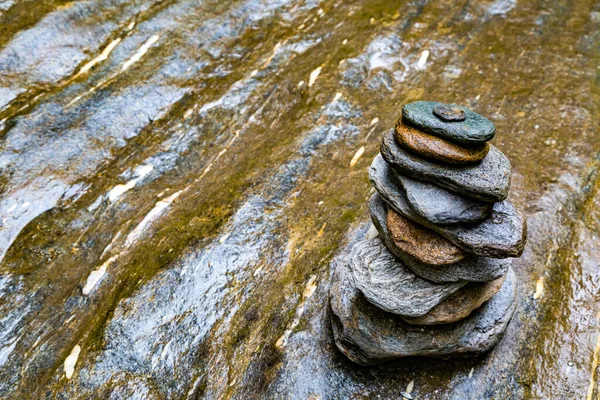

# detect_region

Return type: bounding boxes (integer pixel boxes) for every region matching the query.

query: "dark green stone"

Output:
[402,101,495,145]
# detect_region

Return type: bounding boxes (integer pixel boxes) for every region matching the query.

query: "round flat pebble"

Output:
[433,104,467,122]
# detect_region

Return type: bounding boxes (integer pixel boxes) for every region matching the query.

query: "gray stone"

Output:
[402,101,495,145]
[329,259,517,365]
[349,238,467,317]
[370,193,511,282]
[369,155,527,258]
[394,163,492,225]
[381,128,510,202]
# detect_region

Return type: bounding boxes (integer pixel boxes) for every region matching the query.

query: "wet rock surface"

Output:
[330,257,517,365]
[0,0,599,398]
[382,128,511,202]
[395,120,490,164]
[349,237,466,317]
[403,101,496,145]
[370,154,527,258]
[370,193,510,283]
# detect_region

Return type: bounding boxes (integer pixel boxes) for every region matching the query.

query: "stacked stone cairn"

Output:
[329,101,527,365]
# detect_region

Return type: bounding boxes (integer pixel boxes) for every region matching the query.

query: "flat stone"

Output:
[370,193,511,282]
[402,101,496,145]
[329,257,517,365]
[395,120,489,165]
[393,160,492,225]
[402,274,506,325]
[349,238,466,317]
[369,156,527,258]
[381,128,510,202]
[433,104,467,122]
[386,204,466,265]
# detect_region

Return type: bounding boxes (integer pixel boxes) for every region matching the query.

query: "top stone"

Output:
[402,101,496,146]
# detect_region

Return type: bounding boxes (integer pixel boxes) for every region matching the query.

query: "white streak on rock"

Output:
[417,49,430,69]
[101,230,123,258]
[107,164,153,203]
[122,35,160,71]
[533,276,544,299]
[0,337,19,367]
[108,181,136,203]
[124,190,182,247]
[487,0,516,15]
[64,345,81,379]
[276,275,318,348]
[75,38,121,77]
[82,255,117,295]
[350,146,365,167]
[219,233,230,244]
[365,223,378,240]
[308,66,322,87]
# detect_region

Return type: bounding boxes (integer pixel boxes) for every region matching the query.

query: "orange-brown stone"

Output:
[386,207,465,266]
[402,274,507,325]
[395,120,489,165]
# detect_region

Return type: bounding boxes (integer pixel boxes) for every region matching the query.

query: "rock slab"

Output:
[349,238,466,317]
[402,274,506,326]
[330,258,517,365]
[394,163,492,225]
[381,128,510,202]
[395,121,489,165]
[402,101,496,145]
[386,204,466,265]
